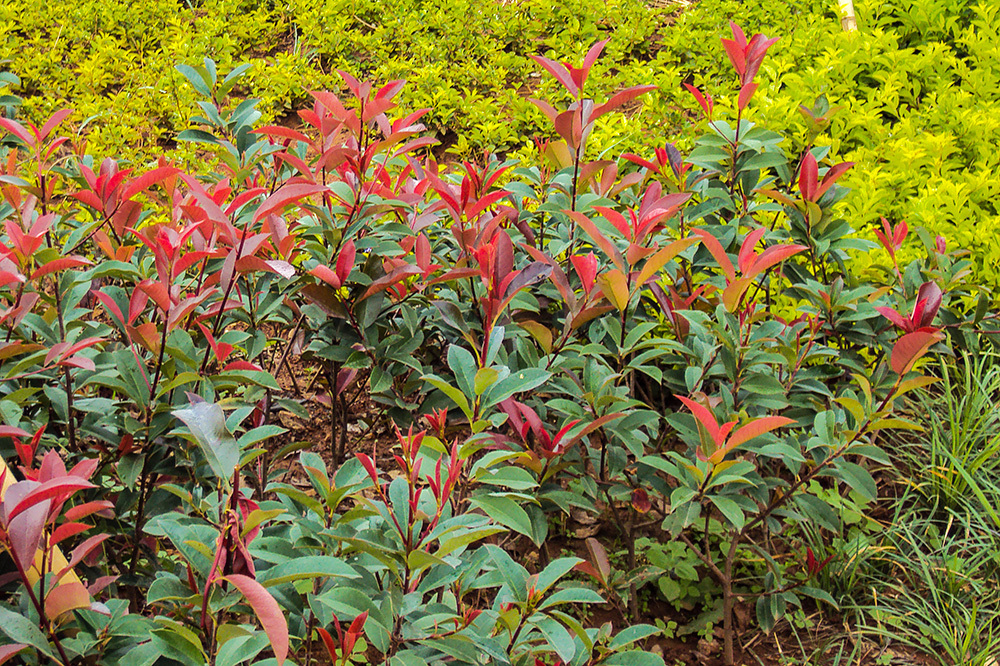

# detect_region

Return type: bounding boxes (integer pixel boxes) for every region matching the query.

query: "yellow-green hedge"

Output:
[2,0,998,289]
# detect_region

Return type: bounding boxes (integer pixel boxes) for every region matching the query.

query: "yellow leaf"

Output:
[597,269,630,312]
[869,417,923,432]
[836,396,865,426]
[517,320,553,354]
[722,277,752,311]
[635,237,699,287]
[894,375,939,398]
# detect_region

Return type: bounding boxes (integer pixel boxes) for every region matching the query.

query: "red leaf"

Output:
[263,259,296,279]
[44,581,90,620]
[891,330,941,375]
[2,480,49,570]
[677,396,726,448]
[253,183,327,222]
[631,488,651,513]
[335,240,356,284]
[347,610,368,636]
[568,211,625,271]
[71,190,105,211]
[30,256,93,280]
[310,264,343,289]
[683,83,713,119]
[737,228,766,274]
[744,243,808,280]
[737,82,758,110]
[582,39,609,71]
[252,125,312,144]
[6,477,94,523]
[88,575,118,595]
[692,229,735,282]
[63,500,114,522]
[120,166,182,202]
[815,162,854,199]
[63,337,105,358]
[0,644,28,665]
[138,280,172,314]
[552,109,578,146]
[530,55,579,98]
[220,574,289,666]
[0,117,34,145]
[572,561,602,582]
[622,152,659,173]
[585,537,611,581]
[571,253,599,294]
[875,306,911,332]
[721,38,747,77]
[799,152,818,202]
[50,522,92,547]
[0,425,31,439]
[317,627,338,662]
[355,452,379,485]
[68,458,99,483]
[360,265,420,300]
[912,281,942,329]
[127,322,161,355]
[893,219,909,248]
[593,85,657,120]
[715,416,796,463]
[38,109,73,142]
[218,361,259,374]
[61,534,109,576]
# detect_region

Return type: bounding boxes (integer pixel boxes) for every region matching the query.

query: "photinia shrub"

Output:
[0,19,989,666]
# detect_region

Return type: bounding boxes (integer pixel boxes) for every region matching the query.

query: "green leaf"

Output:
[742,150,787,171]
[0,605,57,659]
[436,526,506,557]
[794,494,841,532]
[417,636,481,663]
[533,616,576,663]
[482,367,551,408]
[603,652,666,666]
[173,401,240,483]
[150,624,208,666]
[470,495,533,541]
[119,642,161,666]
[539,587,605,609]
[831,459,877,501]
[238,425,287,449]
[214,369,281,390]
[407,548,451,573]
[117,454,144,488]
[485,545,530,602]
[534,557,583,595]
[448,345,477,398]
[147,574,197,603]
[473,465,538,491]
[177,128,221,145]
[216,632,270,666]
[257,556,359,587]
[423,374,472,422]
[799,585,838,608]
[756,594,776,633]
[607,624,662,650]
[709,496,745,530]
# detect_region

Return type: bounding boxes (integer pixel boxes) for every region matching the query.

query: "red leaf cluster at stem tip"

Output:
[875,281,942,334]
